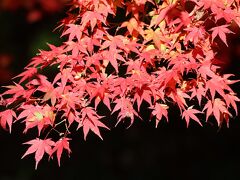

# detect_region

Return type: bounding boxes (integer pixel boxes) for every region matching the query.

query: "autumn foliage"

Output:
[1,0,240,168]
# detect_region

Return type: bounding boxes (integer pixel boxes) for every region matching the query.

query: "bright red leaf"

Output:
[150,103,168,127]
[210,25,233,46]
[0,109,16,133]
[182,106,202,127]
[51,137,71,166]
[22,138,55,169]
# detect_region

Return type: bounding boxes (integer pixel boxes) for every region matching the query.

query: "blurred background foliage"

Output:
[1,1,240,180]
[0,0,68,85]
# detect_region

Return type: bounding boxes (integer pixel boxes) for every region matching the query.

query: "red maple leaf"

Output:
[81,11,106,31]
[2,83,25,104]
[182,106,202,127]
[212,7,236,23]
[87,74,115,110]
[36,75,58,106]
[203,98,232,126]
[0,109,16,133]
[61,24,83,42]
[14,67,37,84]
[224,93,240,115]
[18,105,55,135]
[22,138,55,169]
[185,26,205,45]
[112,97,141,127]
[209,25,233,46]
[150,103,168,127]
[78,107,109,140]
[192,0,225,11]
[150,4,176,27]
[51,138,71,166]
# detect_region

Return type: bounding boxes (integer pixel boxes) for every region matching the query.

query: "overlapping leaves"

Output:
[0,0,240,168]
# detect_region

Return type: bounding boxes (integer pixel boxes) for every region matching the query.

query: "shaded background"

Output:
[1,1,240,180]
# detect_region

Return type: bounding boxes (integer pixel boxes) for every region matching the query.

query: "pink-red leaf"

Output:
[79,107,109,140]
[210,25,233,46]
[0,109,16,133]
[22,138,55,169]
[182,106,202,127]
[51,138,71,166]
[14,67,37,84]
[203,98,232,126]
[150,103,168,127]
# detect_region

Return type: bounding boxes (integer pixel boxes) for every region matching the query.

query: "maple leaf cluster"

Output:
[1,0,240,168]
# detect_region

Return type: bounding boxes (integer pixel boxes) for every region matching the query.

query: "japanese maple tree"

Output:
[1,0,240,168]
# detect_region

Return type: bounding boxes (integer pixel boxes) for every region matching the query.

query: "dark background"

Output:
[1,2,240,180]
